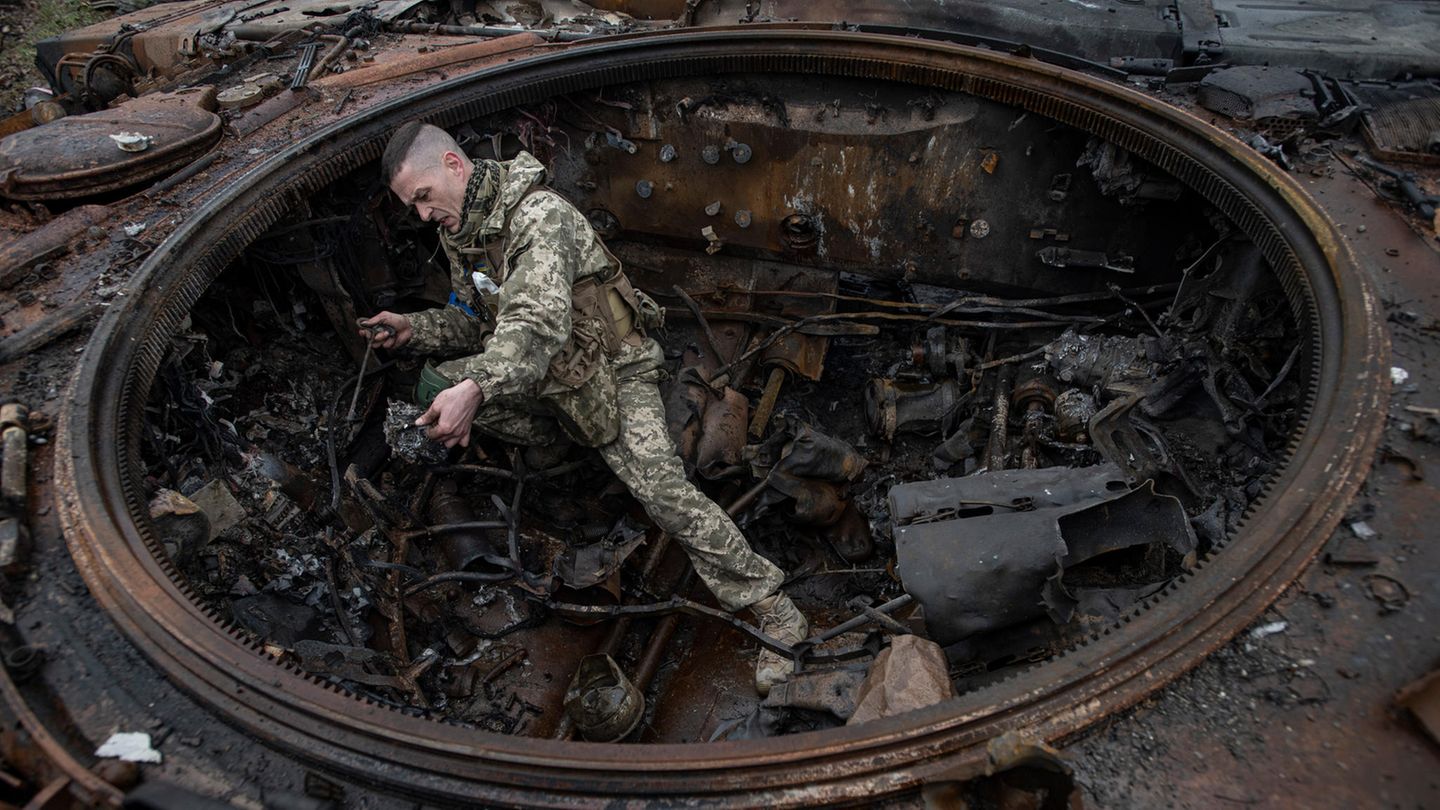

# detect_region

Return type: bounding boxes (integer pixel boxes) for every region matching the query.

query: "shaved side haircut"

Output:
[382,122,465,184]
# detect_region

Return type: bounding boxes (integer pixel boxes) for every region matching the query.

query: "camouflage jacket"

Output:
[407,151,640,401]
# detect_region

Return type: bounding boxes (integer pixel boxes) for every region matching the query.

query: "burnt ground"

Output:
[1068,167,1440,809]
[0,0,101,111]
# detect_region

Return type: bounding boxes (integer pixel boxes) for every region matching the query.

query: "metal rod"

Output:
[291,42,320,89]
[749,367,785,438]
[346,340,372,421]
[544,596,796,656]
[141,150,220,198]
[312,35,351,77]
[984,364,1015,472]
[639,273,1181,314]
[418,520,511,535]
[977,346,1046,371]
[432,458,589,480]
[804,594,913,645]
[631,570,697,694]
[402,570,517,595]
[386,20,601,42]
[673,285,730,367]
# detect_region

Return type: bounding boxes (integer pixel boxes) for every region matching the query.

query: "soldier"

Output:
[359,121,809,695]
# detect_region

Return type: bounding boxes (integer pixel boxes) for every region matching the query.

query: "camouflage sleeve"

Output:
[444,192,578,400]
[406,305,488,356]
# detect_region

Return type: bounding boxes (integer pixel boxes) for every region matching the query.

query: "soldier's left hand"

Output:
[415,379,484,448]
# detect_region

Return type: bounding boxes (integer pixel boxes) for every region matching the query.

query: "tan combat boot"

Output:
[751,590,809,697]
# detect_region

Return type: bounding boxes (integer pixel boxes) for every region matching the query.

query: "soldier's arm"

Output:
[435,192,577,400]
[406,305,489,356]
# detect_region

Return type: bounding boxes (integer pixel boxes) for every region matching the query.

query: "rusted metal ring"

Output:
[56,27,1386,806]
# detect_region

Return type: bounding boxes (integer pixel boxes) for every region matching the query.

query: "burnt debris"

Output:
[138,214,1298,739]
[128,71,1303,742]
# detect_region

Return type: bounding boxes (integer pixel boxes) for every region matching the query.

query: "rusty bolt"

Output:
[659,144,677,163]
[635,180,653,199]
[701,145,721,165]
[705,201,722,216]
[969,219,992,239]
[730,142,753,164]
[734,210,752,228]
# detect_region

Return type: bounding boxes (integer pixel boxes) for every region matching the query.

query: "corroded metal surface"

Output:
[37,28,1387,807]
[0,88,221,200]
[0,205,110,287]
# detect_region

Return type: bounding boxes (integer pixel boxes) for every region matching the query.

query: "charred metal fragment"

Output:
[892,465,1193,645]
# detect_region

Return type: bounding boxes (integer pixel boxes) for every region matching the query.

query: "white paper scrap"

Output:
[1249,621,1288,639]
[95,732,162,764]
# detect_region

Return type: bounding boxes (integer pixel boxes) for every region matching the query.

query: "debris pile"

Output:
[137,130,1301,741]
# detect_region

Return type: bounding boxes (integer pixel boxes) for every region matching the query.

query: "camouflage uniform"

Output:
[406,152,783,612]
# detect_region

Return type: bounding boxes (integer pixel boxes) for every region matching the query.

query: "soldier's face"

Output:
[391,150,468,233]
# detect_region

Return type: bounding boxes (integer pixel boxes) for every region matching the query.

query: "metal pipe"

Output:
[984,364,1015,472]
[0,404,28,506]
[630,571,696,693]
[312,35,351,77]
[141,150,220,198]
[386,20,600,43]
[672,285,729,368]
[804,594,913,646]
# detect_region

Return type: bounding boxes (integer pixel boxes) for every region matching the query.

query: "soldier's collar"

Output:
[442,159,501,249]
[460,159,499,221]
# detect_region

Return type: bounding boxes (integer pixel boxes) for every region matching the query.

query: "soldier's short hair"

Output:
[382,122,463,183]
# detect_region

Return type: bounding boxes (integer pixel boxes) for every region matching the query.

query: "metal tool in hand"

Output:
[348,324,393,421]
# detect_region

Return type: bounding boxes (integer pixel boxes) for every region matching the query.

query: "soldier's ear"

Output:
[441,150,466,176]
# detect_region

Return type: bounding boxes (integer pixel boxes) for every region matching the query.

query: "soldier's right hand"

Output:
[357,312,412,349]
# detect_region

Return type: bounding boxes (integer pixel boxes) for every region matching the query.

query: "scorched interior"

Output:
[51,29,1386,806]
[138,72,1302,741]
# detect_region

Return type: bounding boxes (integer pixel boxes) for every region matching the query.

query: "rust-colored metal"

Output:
[985,365,1016,471]
[0,108,39,139]
[0,655,123,808]
[311,34,350,78]
[0,88,220,200]
[315,34,545,89]
[0,205,109,289]
[630,573,695,694]
[695,386,749,477]
[749,368,785,439]
[230,88,316,138]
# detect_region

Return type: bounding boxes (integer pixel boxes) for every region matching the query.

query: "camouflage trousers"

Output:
[470,350,784,613]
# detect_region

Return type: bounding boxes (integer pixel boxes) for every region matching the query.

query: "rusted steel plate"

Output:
[315,34,547,89]
[0,88,221,200]
[0,205,110,289]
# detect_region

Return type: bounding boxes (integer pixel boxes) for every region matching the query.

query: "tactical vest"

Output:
[450,188,660,446]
